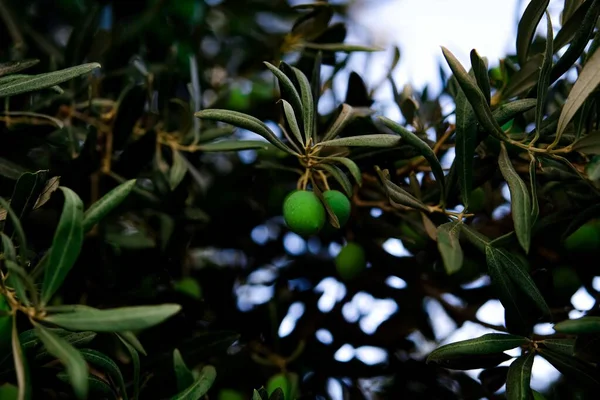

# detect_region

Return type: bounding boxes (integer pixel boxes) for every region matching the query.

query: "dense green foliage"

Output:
[1,0,600,399]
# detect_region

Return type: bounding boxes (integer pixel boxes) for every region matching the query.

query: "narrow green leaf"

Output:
[4,171,48,238]
[263,63,303,117]
[554,317,600,334]
[318,134,402,148]
[311,51,322,138]
[292,66,315,143]
[281,99,304,146]
[506,351,535,400]
[117,335,140,400]
[374,167,430,213]
[455,89,477,207]
[378,116,446,202]
[503,54,544,99]
[4,260,35,307]
[173,349,194,392]
[541,338,576,355]
[437,221,464,275]
[492,99,537,128]
[549,0,600,85]
[44,304,181,332]
[41,187,84,305]
[82,179,136,233]
[533,12,553,144]
[460,224,490,253]
[470,50,491,104]
[571,131,600,155]
[318,163,353,198]
[318,157,362,185]
[0,60,39,77]
[555,0,593,52]
[441,47,507,141]
[117,331,147,356]
[195,109,294,154]
[427,333,529,363]
[498,143,532,253]
[321,104,373,142]
[529,158,539,224]
[34,331,97,361]
[486,246,550,316]
[35,324,88,399]
[516,0,550,66]
[12,315,32,400]
[199,140,269,152]
[538,348,600,389]
[79,349,128,400]
[56,373,118,399]
[0,198,28,264]
[555,45,600,142]
[170,365,217,400]
[0,63,100,98]
[303,42,383,53]
[169,150,188,191]
[252,389,263,400]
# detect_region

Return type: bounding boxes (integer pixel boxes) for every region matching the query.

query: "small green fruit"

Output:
[266,372,298,400]
[564,222,600,251]
[0,294,12,358]
[218,388,245,400]
[335,242,367,281]
[323,190,351,228]
[283,190,326,236]
[552,266,582,302]
[174,277,202,300]
[467,187,485,213]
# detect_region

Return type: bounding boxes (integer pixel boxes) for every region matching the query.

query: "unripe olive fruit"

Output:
[266,372,298,400]
[283,190,326,237]
[564,221,600,251]
[218,388,245,400]
[323,190,351,228]
[335,242,367,281]
[0,294,12,358]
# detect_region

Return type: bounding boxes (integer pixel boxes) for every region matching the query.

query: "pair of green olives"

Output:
[282,190,351,237]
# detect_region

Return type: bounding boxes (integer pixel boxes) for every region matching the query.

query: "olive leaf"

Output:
[455,88,477,208]
[318,157,362,185]
[263,62,303,118]
[427,333,529,363]
[555,0,593,52]
[292,66,316,143]
[44,304,181,332]
[35,324,88,400]
[318,134,402,148]
[41,187,84,305]
[281,99,304,146]
[503,54,544,99]
[529,158,539,225]
[169,150,188,191]
[485,246,550,316]
[322,104,373,142]
[470,50,491,104]
[437,221,463,275]
[506,351,535,400]
[374,166,430,213]
[555,43,600,144]
[12,315,32,400]
[538,348,600,389]
[195,110,295,155]
[0,198,28,263]
[117,335,140,400]
[571,131,600,155]
[3,171,48,238]
[532,11,553,145]
[516,0,550,67]
[459,224,490,253]
[318,163,353,198]
[82,179,136,233]
[378,116,446,203]
[498,143,532,253]
[170,365,217,400]
[554,317,600,334]
[0,63,100,98]
[541,338,576,355]
[173,349,194,392]
[197,140,270,152]
[0,59,39,77]
[441,47,507,141]
[79,349,128,400]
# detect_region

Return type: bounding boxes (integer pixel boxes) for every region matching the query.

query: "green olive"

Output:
[266,372,298,400]
[335,242,367,281]
[323,190,351,229]
[283,190,326,237]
